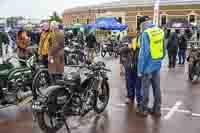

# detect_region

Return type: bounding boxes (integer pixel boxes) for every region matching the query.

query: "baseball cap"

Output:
[139,16,150,24]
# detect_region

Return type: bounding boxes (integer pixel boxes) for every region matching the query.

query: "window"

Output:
[116,17,122,24]
[76,18,79,23]
[86,18,89,24]
[136,15,141,31]
[189,15,196,23]
[161,15,167,26]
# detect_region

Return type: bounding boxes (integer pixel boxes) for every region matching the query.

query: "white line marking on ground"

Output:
[164,101,182,120]
[192,113,200,117]
[162,108,191,114]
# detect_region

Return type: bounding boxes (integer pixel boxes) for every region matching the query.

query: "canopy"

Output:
[84,17,128,31]
[166,21,193,29]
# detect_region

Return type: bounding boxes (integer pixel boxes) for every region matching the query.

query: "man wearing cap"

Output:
[38,22,51,67]
[137,16,165,117]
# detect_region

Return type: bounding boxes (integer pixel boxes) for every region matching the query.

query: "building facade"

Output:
[63,0,200,32]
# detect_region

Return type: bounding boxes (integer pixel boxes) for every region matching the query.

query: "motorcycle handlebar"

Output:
[66,64,111,72]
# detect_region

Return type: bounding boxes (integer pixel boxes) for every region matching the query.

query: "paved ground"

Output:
[0,55,200,133]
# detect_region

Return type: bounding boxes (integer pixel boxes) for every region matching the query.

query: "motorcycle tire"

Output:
[32,69,50,99]
[108,51,113,56]
[35,112,63,133]
[94,80,110,114]
[34,87,69,133]
[64,53,68,65]
[71,56,79,65]
[96,45,100,54]
[188,64,194,81]
[101,51,106,58]
[114,51,119,58]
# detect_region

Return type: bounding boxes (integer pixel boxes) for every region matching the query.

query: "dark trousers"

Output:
[40,56,48,68]
[50,74,63,84]
[168,50,177,68]
[124,65,142,104]
[178,49,186,64]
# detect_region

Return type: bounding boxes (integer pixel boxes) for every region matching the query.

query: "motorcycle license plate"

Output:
[32,101,43,111]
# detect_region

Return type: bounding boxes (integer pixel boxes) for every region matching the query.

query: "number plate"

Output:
[32,101,43,111]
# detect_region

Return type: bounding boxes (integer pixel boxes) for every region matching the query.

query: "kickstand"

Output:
[63,119,71,133]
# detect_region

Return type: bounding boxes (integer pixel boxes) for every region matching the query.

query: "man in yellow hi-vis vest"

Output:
[38,22,52,68]
[137,16,165,117]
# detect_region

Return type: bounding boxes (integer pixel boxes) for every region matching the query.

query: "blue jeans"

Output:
[124,65,142,104]
[140,70,161,113]
[178,49,186,64]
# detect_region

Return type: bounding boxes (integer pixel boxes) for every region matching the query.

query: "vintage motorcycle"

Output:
[0,50,37,105]
[187,45,200,82]
[101,41,114,57]
[0,47,50,106]
[32,61,110,133]
[64,43,86,65]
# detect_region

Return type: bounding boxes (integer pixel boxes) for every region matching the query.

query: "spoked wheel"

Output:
[36,112,63,133]
[32,69,51,98]
[94,80,110,114]
[35,87,69,133]
[108,51,113,56]
[101,50,106,58]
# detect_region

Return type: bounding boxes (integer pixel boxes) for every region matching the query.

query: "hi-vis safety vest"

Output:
[136,36,140,49]
[144,27,164,60]
[38,32,51,56]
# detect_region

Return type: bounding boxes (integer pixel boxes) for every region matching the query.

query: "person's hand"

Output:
[48,56,54,63]
[38,56,42,61]
[138,73,143,78]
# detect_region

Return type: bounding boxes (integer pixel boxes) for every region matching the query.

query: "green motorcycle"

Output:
[0,50,50,106]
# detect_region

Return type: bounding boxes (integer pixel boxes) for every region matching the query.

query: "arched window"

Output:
[189,15,196,23]
[160,15,167,26]
[136,15,142,31]
[188,12,197,25]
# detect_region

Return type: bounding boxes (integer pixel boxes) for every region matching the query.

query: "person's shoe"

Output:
[148,108,161,117]
[136,110,148,117]
[125,98,134,104]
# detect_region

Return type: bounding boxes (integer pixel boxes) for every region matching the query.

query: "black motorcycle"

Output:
[101,41,114,57]
[32,62,110,133]
[187,47,200,82]
[64,43,86,65]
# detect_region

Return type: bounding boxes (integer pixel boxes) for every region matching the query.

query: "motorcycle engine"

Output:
[7,77,32,101]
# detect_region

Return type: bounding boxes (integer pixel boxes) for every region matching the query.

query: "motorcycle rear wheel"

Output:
[94,80,110,114]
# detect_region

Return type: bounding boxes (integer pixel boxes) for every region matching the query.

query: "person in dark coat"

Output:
[86,31,96,63]
[48,21,64,82]
[167,30,179,68]
[178,32,187,65]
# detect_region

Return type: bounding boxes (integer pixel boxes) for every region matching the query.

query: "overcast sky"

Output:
[0,0,119,18]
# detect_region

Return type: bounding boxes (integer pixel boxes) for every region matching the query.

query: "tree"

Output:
[49,11,62,23]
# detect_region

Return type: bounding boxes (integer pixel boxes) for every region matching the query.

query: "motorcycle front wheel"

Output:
[101,50,106,58]
[94,80,110,114]
[36,112,64,133]
[32,69,51,99]
[188,64,195,81]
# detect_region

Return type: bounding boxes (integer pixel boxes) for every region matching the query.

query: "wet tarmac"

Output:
[0,56,200,133]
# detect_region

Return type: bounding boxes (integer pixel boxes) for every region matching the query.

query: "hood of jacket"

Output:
[141,21,155,32]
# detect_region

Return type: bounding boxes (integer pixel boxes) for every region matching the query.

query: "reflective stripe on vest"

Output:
[144,27,164,60]
[137,36,140,48]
